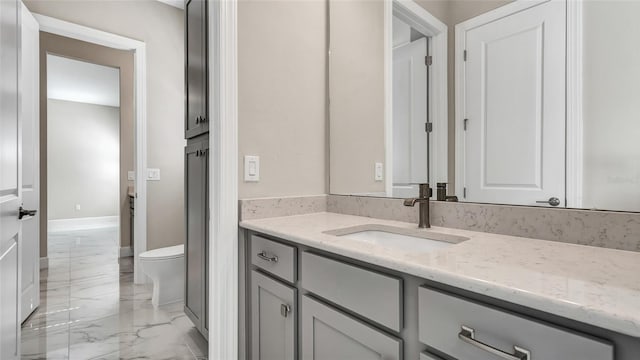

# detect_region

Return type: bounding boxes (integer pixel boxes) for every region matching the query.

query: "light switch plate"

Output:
[128,171,135,181]
[375,162,384,181]
[147,168,161,181]
[244,155,260,182]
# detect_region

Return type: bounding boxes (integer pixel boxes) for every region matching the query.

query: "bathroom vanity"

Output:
[235,0,640,358]
[239,212,640,360]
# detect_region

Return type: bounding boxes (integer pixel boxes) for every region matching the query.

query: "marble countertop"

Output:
[240,212,640,338]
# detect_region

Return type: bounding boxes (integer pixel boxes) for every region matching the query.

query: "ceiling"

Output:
[47,54,120,107]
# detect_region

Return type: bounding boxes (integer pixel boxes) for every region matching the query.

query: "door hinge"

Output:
[463,50,467,61]
[425,122,433,133]
[425,55,433,66]
[463,118,469,131]
[463,187,467,198]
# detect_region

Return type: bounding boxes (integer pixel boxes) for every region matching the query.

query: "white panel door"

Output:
[20,2,39,323]
[0,0,22,358]
[392,36,428,197]
[462,0,565,206]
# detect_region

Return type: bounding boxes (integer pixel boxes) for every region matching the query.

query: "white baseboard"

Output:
[40,257,49,270]
[119,246,133,258]
[48,216,118,232]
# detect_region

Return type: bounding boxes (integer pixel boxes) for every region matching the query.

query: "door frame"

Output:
[454,0,582,204]
[33,14,149,284]
[385,0,448,195]
[565,0,583,208]
[208,0,238,359]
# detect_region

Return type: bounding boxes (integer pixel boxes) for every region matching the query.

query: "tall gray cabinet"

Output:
[184,0,209,339]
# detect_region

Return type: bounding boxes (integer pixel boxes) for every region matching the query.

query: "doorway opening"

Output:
[45,52,128,291]
[46,54,123,256]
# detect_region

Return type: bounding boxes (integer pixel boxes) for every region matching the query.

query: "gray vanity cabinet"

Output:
[251,270,296,360]
[301,295,402,360]
[184,136,209,338]
[419,352,444,360]
[184,0,208,139]
[241,230,637,360]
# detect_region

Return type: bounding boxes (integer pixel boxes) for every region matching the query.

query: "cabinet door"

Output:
[251,270,296,360]
[185,0,208,139]
[301,296,402,360]
[184,137,209,337]
[130,197,134,253]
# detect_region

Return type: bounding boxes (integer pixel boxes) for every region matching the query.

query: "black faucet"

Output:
[403,183,431,228]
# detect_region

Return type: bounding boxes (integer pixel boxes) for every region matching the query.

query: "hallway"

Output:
[20,227,207,359]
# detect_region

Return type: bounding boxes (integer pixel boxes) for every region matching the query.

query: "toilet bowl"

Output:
[139,244,184,307]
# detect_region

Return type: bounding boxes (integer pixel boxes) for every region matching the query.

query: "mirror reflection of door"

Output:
[392,15,429,198]
[458,0,566,207]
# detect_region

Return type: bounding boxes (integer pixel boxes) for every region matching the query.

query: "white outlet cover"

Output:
[244,155,260,182]
[147,168,161,181]
[127,171,135,181]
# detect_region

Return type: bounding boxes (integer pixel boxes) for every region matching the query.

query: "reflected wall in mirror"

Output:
[329,0,640,212]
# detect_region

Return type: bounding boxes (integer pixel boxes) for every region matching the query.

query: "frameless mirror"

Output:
[329,0,640,212]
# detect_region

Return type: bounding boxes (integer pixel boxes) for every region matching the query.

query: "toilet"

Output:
[139,244,184,307]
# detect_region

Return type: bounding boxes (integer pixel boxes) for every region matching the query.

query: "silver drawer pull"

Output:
[257,251,278,263]
[458,325,531,360]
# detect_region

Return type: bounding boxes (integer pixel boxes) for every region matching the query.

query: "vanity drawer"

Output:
[301,251,402,332]
[250,235,296,283]
[418,287,614,360]
[420,352,444,360]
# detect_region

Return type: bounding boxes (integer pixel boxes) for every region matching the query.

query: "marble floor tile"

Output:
[22,227,207,359]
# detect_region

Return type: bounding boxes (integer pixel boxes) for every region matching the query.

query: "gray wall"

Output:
[238,0,327,199]
[329,0,386,195]
[47,99,119,220]
[26,0,185,251]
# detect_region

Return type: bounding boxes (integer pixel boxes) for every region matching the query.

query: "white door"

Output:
[392,37,428,198]
[460,0,566,206]
[0,0,23,358]
[20,2,39,323]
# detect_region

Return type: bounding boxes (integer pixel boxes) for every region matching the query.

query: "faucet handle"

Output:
[418,183,431,199]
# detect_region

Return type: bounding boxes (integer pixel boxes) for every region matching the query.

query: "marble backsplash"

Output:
[239,194,640,252]
[239,195,327,220]
[327,195,640,252]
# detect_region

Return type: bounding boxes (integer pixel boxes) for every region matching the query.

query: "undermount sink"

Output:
[324,225,468,252]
